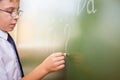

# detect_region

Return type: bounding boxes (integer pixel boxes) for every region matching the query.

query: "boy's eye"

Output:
[5,8,15,13]
[6,10,13,14]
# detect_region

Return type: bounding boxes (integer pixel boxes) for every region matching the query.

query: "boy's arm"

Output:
[21,52,66,80]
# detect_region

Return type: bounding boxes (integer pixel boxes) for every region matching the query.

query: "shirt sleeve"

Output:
[0,42,22,80]
[0,55,8,80]
[0,45,11,80]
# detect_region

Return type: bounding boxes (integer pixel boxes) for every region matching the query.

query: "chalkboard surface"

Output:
[65,0,120,80]
[18,0,120,80]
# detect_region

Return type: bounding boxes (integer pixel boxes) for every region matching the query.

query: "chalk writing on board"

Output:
[76,0,97,15]
[64,24,71,53]
[76,0,87,16]
[87,0,96,14]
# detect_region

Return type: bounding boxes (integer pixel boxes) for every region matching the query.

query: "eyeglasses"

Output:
[0,8,23,17]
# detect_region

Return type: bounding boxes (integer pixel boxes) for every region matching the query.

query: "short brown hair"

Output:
[0,0,19,2]
[10,0,19,2]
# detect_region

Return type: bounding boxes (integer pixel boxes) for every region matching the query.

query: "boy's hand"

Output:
[41,52,66,73]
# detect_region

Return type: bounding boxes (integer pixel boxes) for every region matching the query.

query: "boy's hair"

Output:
[0,0,19,2]
[10,0,19,2]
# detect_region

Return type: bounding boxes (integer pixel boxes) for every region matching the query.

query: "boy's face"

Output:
[0,0,19,32]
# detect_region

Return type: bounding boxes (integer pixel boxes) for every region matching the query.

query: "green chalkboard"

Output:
[65,0,120,80]
[19,0,120,80]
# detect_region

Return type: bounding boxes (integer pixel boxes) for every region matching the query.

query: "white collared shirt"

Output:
[0,30,22,80]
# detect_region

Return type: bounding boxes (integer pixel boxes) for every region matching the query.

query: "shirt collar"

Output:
[0,30,8,40]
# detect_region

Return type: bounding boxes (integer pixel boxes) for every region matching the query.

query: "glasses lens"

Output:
[11,10,23,17]
[18,10,23,16]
